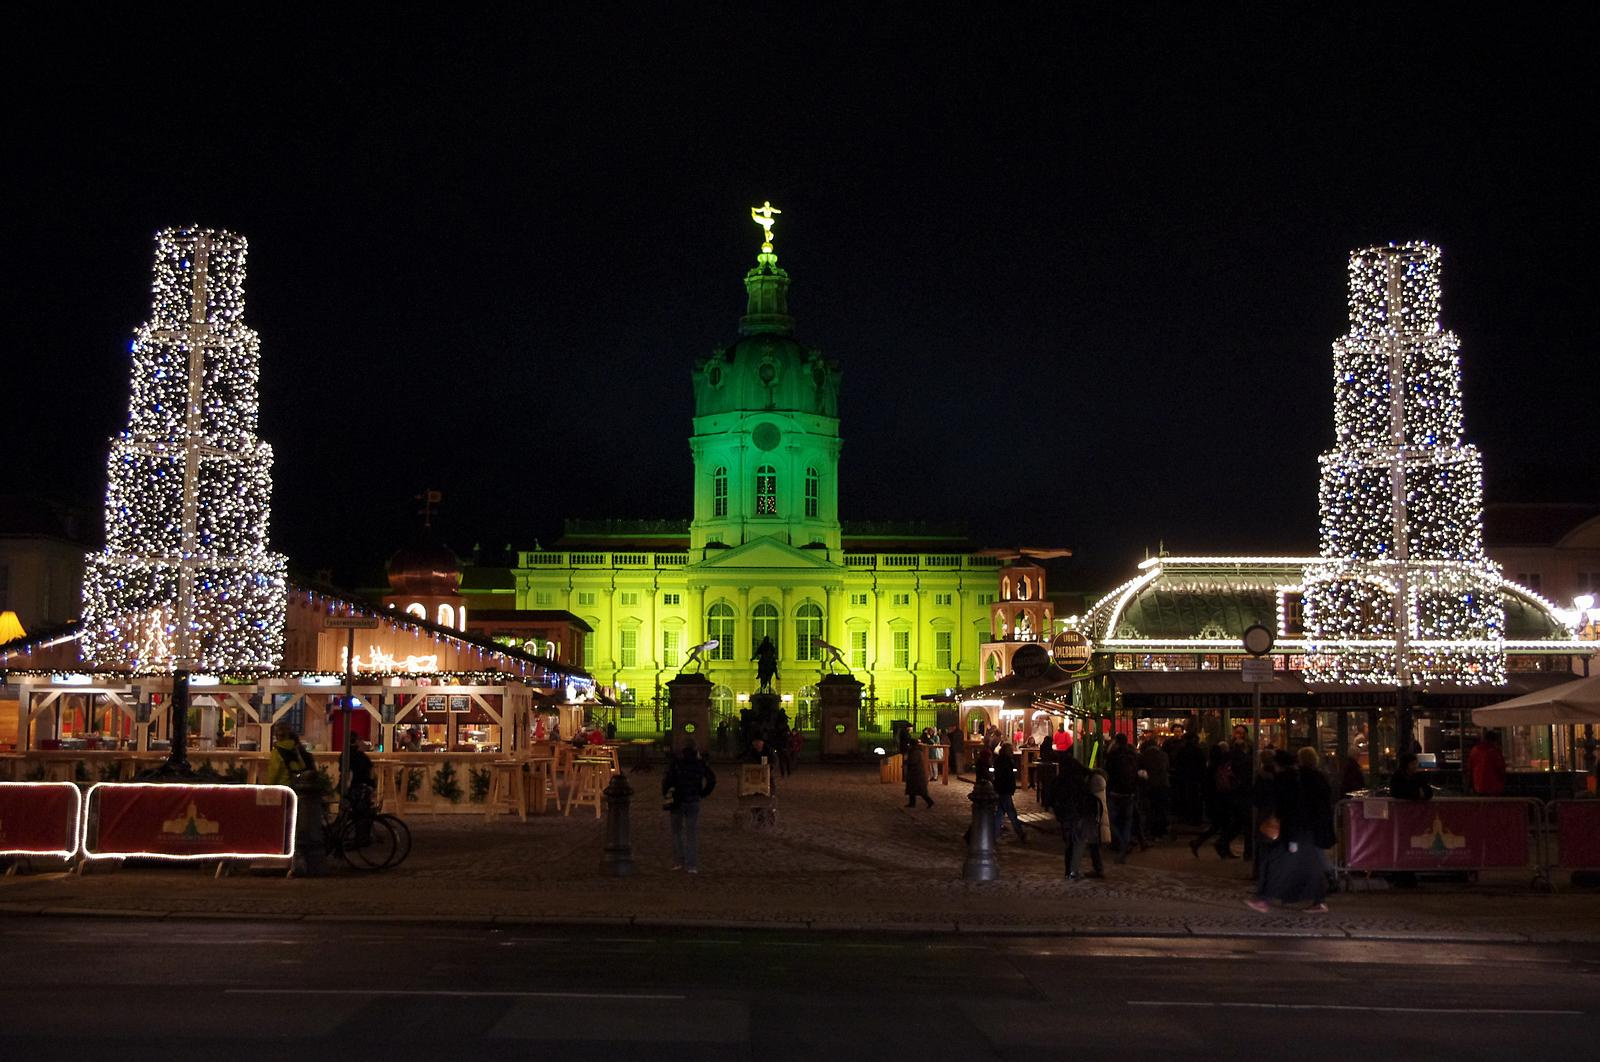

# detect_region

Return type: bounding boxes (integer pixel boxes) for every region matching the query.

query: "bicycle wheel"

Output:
[342,814,399,871]
[376,814,411,869]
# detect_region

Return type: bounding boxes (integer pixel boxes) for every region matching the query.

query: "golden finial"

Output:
[751,200,781,254]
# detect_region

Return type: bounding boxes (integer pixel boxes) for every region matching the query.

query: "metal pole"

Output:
[963,775,1000,882]
[601,771,635,877]
[1251,679,1262,881]
[165,669,191,775]
[340,627,355,799]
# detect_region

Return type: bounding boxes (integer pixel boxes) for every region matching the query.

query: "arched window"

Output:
[795,602,823,660]
[805,467,819,518]
[437,603,455,628]
[1015,612,1034,641]
[711,684,735,724]
[707,602,735,660]
[755,465,777,515]
[405,602,426,619]
[712,466,728,517]
[751,602,779,657]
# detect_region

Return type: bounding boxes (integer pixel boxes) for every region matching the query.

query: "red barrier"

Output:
[83,783,297,861]
[1341,798,1535,872]
[0,782,82,858]
[1551,800,1600,871]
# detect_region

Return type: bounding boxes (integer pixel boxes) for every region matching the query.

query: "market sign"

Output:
[1050,631,1092,672]
[82,783,296,861]
[1011,643,1051,679]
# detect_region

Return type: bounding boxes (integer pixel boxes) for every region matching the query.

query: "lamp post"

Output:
[1576,594,1597,776]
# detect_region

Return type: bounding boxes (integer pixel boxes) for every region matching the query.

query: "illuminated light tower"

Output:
[80,227,288,772]
[1303,243,1505,720]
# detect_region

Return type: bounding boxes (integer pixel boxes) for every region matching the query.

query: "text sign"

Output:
[1050,631,1092,672]
[325,616,381,629]
[0,782,82,857]
[84,783,297,861]
[1241,658,1275,683]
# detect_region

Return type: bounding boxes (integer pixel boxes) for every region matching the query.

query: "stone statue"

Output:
[753,635,779,691]
[814,637,849,675]
[751,200,781,253]
[682,638,718,674]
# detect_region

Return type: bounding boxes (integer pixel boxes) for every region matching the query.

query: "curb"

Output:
[4,904,1598,945]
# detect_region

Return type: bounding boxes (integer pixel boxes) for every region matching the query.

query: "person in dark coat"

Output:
[1104,733,1141,861]
[1190,743,1241,859]
[1247,749,1330,912]
[1172,730,1206,825]
[992,744,1026,842]
[662,743,717,873]
[1051,753,1105,880]
[1138,737,1171,840]
[904,740,933,808]
[1388,752,1434,801]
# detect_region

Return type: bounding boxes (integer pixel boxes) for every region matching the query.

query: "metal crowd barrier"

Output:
[1334,796,1549,889]
[1546,799,1600,874]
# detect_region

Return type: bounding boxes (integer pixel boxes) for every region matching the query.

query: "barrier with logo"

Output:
[82,783,297,861]
[0,781,83,859]
[1548,800,1600,871]
[1338,797,1543,875]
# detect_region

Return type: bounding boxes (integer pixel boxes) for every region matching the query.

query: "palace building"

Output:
[463,207,1012,728]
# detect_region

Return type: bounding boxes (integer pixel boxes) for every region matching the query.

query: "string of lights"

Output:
[1303,243,1506,686]
[80,228,288,675]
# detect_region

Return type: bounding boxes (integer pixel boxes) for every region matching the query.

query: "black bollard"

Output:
[963,775,1000,882]
[601,771,635,877]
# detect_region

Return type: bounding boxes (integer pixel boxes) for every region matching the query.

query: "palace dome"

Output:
[386,540,462,596]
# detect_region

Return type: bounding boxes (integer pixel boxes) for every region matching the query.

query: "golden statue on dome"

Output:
[751,200,781,254]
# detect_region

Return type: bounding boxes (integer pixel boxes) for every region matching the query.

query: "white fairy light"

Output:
[80,227,288,675]
[1303,243,1505,686]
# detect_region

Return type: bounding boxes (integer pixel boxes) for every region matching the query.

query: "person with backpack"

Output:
[1051,753,1107,880]
[1190,742,1242,859]
[662,742,717,874]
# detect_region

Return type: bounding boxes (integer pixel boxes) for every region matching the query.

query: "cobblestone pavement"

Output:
[4,761,1597,941]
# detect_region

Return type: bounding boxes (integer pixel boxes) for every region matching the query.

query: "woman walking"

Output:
[904,740,934,808]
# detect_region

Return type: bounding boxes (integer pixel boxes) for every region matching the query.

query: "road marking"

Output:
[592,937,652,945]
[771,941,821,948]
[1128,1001,1583,1016]
[839,943,899,950]
[683,939,741,946]
[227,989,686,1000]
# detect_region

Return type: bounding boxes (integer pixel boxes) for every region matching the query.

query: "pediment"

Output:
[695,536,838,570]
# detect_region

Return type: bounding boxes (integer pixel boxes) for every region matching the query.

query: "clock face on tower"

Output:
[752,422,781,451]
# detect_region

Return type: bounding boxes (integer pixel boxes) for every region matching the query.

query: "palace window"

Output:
[619,627,638,668]
[752,602,780,656]
[849,592,868,606]
[534,590,553,606]
[619,591,640,606]
[582,634,595,671]
[850,629,868,670]
[934,593,952,606]
[577,591,597,606]
[892,593,910,607]
[713,467,728,517]
[707,602,735,660]
[935,630,952,670]
[755,465,777,515]
[662,629,679,668]
[893,629,910,670]
[805,467,819,517]
[662,592,681,606]
[795,602,823,660]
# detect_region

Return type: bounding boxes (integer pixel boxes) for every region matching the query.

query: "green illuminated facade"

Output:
[502,232,1001,725]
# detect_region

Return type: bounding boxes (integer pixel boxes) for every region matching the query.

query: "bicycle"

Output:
[322,787,411,871]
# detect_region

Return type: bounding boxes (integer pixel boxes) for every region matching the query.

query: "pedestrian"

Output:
[992,743,1026,842]
[1104,733,1141,861]
[945,723,964,775]
[1190,743,1242,859]
[1388,752,1434,801]
[1138,736,1171,840]
[904,740,934,808]
[1172,729,1206,825]
[267,722,327,877]
[662,741,717,874]
[786,727,803,775]
[1467,730,1507,796]
[1337,754,1366,798]
[1297,745,1339,887]
[1051,752,1106,880]
[1247,748,1330,913]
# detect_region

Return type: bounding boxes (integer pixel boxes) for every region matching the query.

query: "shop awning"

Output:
[1471,673,1600,726]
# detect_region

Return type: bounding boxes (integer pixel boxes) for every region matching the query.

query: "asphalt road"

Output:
[0,919,1593,1060]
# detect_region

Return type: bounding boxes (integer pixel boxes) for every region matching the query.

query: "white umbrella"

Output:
[1471,674,1600,726]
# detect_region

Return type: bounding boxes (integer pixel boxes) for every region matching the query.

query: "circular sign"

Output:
[1011,643,1051,679]
[833,722,846,735]
[683,722,698,734]
[1050,630,1092,672]
[1241,623,1275,657]
[752,422,781,451]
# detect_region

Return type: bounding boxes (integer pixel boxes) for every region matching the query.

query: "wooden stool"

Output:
[564,759,608,818]
[485,761,528,822]
[552,744,576,786]
[526,757,555,814]
[377,763,408,819]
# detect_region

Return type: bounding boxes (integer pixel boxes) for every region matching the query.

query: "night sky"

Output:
[7,6,1596,593]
